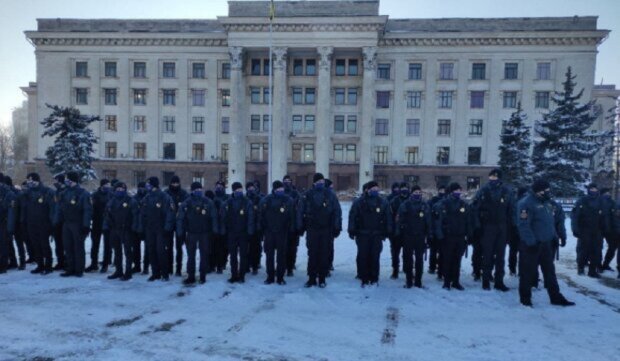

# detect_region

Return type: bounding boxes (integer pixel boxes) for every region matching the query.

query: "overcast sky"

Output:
[0,0,618,127]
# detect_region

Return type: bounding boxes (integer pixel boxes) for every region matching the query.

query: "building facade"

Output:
[23,1,609,191]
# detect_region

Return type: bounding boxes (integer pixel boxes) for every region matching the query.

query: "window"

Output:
[102,170,117,180]
[263,59,270,76]
[251,87,261,104]
[262,143,269,162]
[221,117,229,134]
[192,62,205,79]
[104,62,117,77]
[292,115,303,133]
[76,61,88,77]
[408,63,422,80]
[305,88,316,105]
[438,119,451,136]
[221,62,231,79]
[334,115,345,133]
[306,59,316,76]
[75,88,88,105]
[348,59,359,76]
[334,144,356,163]
[192,144,205,161]
[251,115,261,132]
[221,89,230,107]
[104,88,117,105]
[292,144,302,162]
[406,119,420,136]
[406,146,419,164]
[134,143,146,159]
[163,143,176,160]
[436,147,450,165]
[347,115,357,133]
[162,172,175,185]
[133,62,146,78]
[439,62,454,80]
[133,170,146,187]
[347,88,358,105]
[470,91,485,108]
[263,87,270,104]
[537,62,551,80]
[377,63,391,80]
[406,91,422,108]
[192,117,205,134]
[292,88,303,105]
[333,144,344,162]
[375,118,389,136]
[293,59,304,76]
[504,63,518,79]
[467,177,481,191]
[163,62,175,78]
[251,59,261,76]
[303,144,315,162]
[374,146,388,164]
[503,91,517,108]
[134,116,146,132]
[192,172,204,185]
[192,89,206,107]
[250,143,261,161]
[263,115,270,132]
[469,119,483,136]
[346,144,356,162]
[304,115,315,133]
[335,88,345,105]
[468,147,482,165]
[163,89,176,106]
[105,115,117,132]
[535,91,550,109]
[221,143,228,161]
[163,116,175,133]
[439,91,453,108]
[105,142,117,159]
[472,63,486,80]
[133,89,146,105]
[335,59,346,76]
[376,91,390,108]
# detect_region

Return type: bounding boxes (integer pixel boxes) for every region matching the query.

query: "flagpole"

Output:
[268,0,274,189]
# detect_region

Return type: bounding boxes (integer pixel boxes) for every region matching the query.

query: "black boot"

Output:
[227,276,237,284]
[107,272,122,280]
[53,263,64,271]
[99,265,108,274]
[587,271,601,279]
[304,277,317,288]
[494,282,510,292]
[452,283,464,291]
[147,275,160,282]
[60,272,74,277]
[85,264,98,273]
[482,280,491,290]
[577,267,585,275]
[318,277,326,288]
[277,278,286,285]
[550,294,575,307]
[442,281,451,290]
[390,268,398,279]
[121,274,132,281]
[199,274,206,284]
[520,297,533,307]
[287,269,294,277]
[264,277,274,285]
[183,277,196,285]
[31,267,43,274]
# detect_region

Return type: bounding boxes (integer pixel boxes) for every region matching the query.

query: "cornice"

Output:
[27,36,228,47]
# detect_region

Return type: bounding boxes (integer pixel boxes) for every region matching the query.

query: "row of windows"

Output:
[102,170,224,189]
[378,61,552,81]
[106,142,229,162]
[373,146,482,166]
[378,90,550,109]
[376,118,484,137]
[104,115,222,134]
[74,88,230,107]
[75,61,227,79]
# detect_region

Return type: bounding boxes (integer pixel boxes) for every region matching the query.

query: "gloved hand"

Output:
[560,238,567,247]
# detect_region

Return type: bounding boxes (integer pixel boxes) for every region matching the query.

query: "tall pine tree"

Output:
[498,102,532,188]
[532,67,600,196]
[41,104,101,181]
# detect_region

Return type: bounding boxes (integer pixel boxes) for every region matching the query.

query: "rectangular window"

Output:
[335,88,345,105]
[192,172,204,185]
[250,143,261,161]
[407,91,422,108]
[262,143,269,162]
[251,115,261,133]
[133,170,146,186]
[192,89,206,107]
[334,115,344,133]
[439,62,454,80]
[375,118,389,136]
[221,89,230,107]
[408,63,422,80]
[221,62,231,79]
[163,62,175,78]
[220,117,229,134]
[221,143,228,161]
[163,89,176,106]
[437,147,450,165]
[104,88,117,105]
[406,119,420,136]
[467,177,481,191]
[333,144,344,162]
[163,143,176,160]
[348,59,359,76]
[305,88,316,105]
[192,144,205,161]
[134,142,146,159]
[347,115,357,133]
[438,119,451,136]
[292,88,303,105]
[163,116,176,133]
[292,144,302,162]
[263,115,270,132]
[292,115,303,133]
[469,119,483,136]
[306,59,317,76]
[346,144,356,162]
[293,59,304,76]
[472,63,486,80]
[470,91,485,108]
[105,115,117,132]
[439,91,453,108]
[162,172,175,186]
[263,59,270,76]
[192,116,205,134]
[263,87,271,104]
[468,147,482,165]
[75,88,88,105]
[303,144,315,162]
[134,116,146,132]
[335,59,346,76]
[347,88,358,105]
[76,61,88,77]
[251,59,261,76]
[376,91,390,108]
[503,91,517,108]
[105,142,117,159]
[304,115,315,133]
[251,87,261,104]
[133,62,146,78]
[406,146,419,165]
[504,63,518,79]
[535,91,550,109]
[192,62,205,79]
[104,61,117,77]
[377,63,391,80]
[133,89,146,105]
[537,62,551,80]
[374,146,389,164]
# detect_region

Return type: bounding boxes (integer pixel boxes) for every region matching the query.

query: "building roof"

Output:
[36,19,224,33]
[228,0,380,17]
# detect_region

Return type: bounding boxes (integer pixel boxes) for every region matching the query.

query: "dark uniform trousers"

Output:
[110,229,133,276]
[248,232,262,272]
[428,238,441,275]
[403,234,426,282]
[519,241,561,301]
[481,223,507,283]
[0,225,9,272]
[356,234,383,283]
[90,227,111,267]
[264,231,288,280]
[470,231,482,278]
[9,230,26,267]
[389,235,403,272]
[53,222,65,268]
[508,225,520,274]
[602,233,618,270]
[30,225,52,270]
[442,236,466,286]
[145,227,168,277]
[210,234,228,272]
[307,228,331,280]
[63,222,86,275]
[577,228,603,274]
[132,231,149,271]
[186,233,209,278]
[227,233,249,279]
[166,230,185,273]
[287,232,300,272]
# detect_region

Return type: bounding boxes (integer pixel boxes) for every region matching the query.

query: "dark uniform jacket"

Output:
[396,198,431,238]
[517,193,558,247]
[21,184,55,228]
[348,194,392,239]
[435,196,471,240]
[258,193,296,234]
[91,188,110,231]
[298,187,341,233]
[571,194,608,237]
[103,194,139,232]
[165,187,189,231]
[139,189,175,233]
[0,184,16,234]
[222,194,255,236]
[176,194,218,235]
[55,185,92,228]
[473,182,514,226]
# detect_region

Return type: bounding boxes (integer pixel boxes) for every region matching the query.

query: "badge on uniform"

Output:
[240,209,244,215]
[500,198,504,203]
[196,207,201,211]
[156,203,161,208]
[38,197,43,204]
[520,210,528,219]
[419,212,424,218]
[280,207,285,213]
[376,207,380,213]
[122,203,128,208]
[70,199,76,205]
[323,202,327,208]
[254,205,257,210]
[599,210,603,215]
[202,209,206,215]
[178,202,182,207]
[459,207,465,213]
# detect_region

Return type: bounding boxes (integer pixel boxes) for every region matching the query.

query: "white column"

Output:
[359,46,377,190]
[316,46,334,178]
[227,46,246,186]
[269,47,288,186]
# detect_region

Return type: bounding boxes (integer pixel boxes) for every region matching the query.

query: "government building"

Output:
[22,0,610,191]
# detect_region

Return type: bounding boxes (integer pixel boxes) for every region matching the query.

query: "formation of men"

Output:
[2,168,619,308]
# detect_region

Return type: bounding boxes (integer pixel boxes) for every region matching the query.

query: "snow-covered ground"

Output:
[1,202,619,361]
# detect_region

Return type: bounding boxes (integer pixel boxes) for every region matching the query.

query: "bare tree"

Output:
[0,125,14,173]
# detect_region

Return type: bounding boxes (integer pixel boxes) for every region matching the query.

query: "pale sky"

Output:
[0,0,618,128]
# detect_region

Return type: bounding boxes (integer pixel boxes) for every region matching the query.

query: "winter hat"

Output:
[437,184,447,191]
[2,176,12,187]
[205,190,215,199]
[100,179,110,187]
[54,174,65,183]
[283,175,292,182]
[27,173,40,182]
[215,180,225,188]
[399,182,410,189]
[586,183,598,191]
[272,180,284,190]
[115,182,127,190]
[325,179,333,188]
[147,176,160,188]
[489,169,502,178]
[448,182,462,193]
[532,180,550,193]
[137,181,146,189]
[313,173,325,183]
[362,182,370,192]
[412,185,422,192]
[66,171,79,183]
[517,186,529,199]
[367,181,379,190]
[601,188,612,195]
[110,179,119,188]
[191,182,202,191]
[170,175,181,185]
[246,182,256,190]
[231,182,243,191]
[391,182,400,191]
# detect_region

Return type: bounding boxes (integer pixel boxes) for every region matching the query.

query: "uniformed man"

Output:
[3,176,25,271]
[428,184,447,277]
[246,181,263,275]
[177,182,218,285]
[473,169,514,291]
[51,174,67,271]
[16,181,35,266]
[508,187,529,276]
[104,182,139,281]
[387,182,400,203]
[517,180,575,307]
[348,181,392,287]
[283,175,301,277]
[165,175,188,277]
[86,179,112,273]
[132,181,149,274]
[388,182,410,279]
[259,180,295,285]
[299,173,342,288]
[55,171,93,277]
[571,183,607,278]
[211,181,229,274]
[600,188,617,273]
[324,178,342,276]
[22,173,56,275]
[222,182,255,283]
[0,178,16,274]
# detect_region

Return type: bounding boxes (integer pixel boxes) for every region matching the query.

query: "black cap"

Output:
[391,182,400,190]
[27,173,40,182]
[367,181,379,189]
[147,176,160,188]
[325,179,333,188]
[137,181,146,188]
[412,185,421,192]
[587,183,598,190]
[66,171,79,183]
[232,182,243,191]
[362,182,370,192]
[2,176,12,187]
[437,184,447,191]
[273,180,284,190]
[170,175,180,185]
[110,179,119,188]
[54,174,65,183]
[215,180,225,187]
[601,187,612,195]
[100,179,110,187]
[191,182,202,191]
[532,180,550,193]
[283,175,292,182]
[489,169,502,178]
[246,182,256,189]
[204,190,215,199]
[448,182,462,193]
[517,186,529,198]
[399,182,409,189]
[313,173,325,183]
[115,182,127,190]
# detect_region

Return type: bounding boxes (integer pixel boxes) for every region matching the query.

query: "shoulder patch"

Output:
[520,209,528,219]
